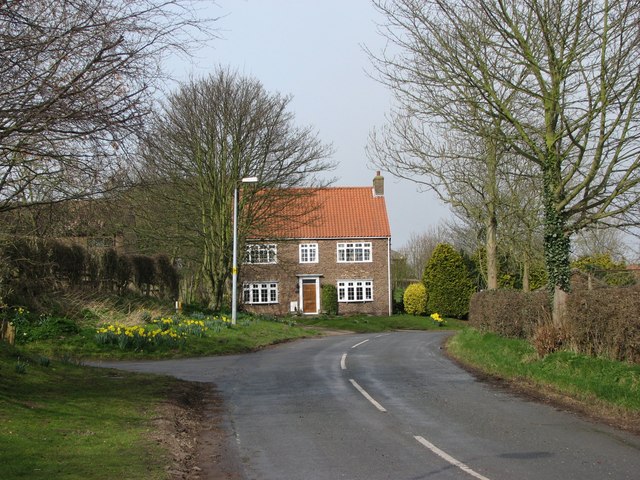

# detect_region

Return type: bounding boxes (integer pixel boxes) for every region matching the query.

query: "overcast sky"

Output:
[170,0,451,248]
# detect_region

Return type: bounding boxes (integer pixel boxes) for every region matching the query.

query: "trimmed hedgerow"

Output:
[566,285,640,363]
[469,282,640,364]
[423,243,475,319]
[130,255,156,295]
[469,289,549,339]
[1,240,178,303]
[155,255,179,300]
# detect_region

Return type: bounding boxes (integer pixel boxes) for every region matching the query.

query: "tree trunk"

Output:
[486,215,498,289]
[543,168,571,326]
[485,133,499,290]
[522,252,530,293]
[552,285,568,327]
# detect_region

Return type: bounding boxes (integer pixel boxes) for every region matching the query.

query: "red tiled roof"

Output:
[248,187,391,240]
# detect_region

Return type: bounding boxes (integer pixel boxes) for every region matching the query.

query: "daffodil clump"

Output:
[430,312,446,326]
[95,323,184,350]
[96,314,234,351]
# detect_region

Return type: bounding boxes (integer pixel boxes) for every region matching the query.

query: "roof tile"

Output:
[248,187,391,239]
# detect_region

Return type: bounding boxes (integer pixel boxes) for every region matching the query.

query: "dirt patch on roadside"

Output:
[153,380,242,479]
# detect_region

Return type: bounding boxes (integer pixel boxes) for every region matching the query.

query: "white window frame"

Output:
[299,243,319,263]
[337,242,372,263]
[243,282,278,304]
[245,244,277,264]
[337,280,373,302]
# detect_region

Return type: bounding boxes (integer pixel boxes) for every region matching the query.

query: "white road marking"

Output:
[414,436,491,480]
[349,379,387,412]
[340,353,347,370]
[351,339,370,349]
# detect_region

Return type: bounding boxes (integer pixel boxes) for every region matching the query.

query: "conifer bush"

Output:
[403,283,427,316]
[423,243,475,319]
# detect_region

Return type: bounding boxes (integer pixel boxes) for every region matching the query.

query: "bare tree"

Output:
[366,1,531,292]
[136,68,334,310]
[369,119,512,289]
[370,0,640,323]
[399,226,449,279]
[572,227,630,263]
[0,0,213,213]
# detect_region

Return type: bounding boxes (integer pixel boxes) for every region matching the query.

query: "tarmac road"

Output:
[95,331,640,479]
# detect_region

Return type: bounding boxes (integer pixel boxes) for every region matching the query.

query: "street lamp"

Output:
[232,176,258,325]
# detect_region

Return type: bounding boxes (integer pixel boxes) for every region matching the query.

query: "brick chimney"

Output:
[373,171,384,196]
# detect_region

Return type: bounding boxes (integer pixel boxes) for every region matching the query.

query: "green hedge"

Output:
[321,284,338,315]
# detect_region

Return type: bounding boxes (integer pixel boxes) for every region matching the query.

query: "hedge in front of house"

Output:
[423,243,475,319]
[321,284,338,315]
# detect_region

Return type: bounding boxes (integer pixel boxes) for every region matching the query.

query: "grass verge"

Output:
[447,328,640,432]
[295,313,466,332]
[20,317,316,361]
[0,343,184,480]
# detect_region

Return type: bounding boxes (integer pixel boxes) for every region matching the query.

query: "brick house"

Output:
[240,172,392,316]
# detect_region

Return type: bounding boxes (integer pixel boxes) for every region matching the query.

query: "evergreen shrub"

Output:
[321,284,338,315]
[52,243,85,286]
[115,254,132,294]
[403,283,427,316]
[392,287,405,314]
[2,239,179,306]
[423,243,475,319]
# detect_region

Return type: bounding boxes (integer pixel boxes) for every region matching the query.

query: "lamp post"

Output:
[232,176,258,325]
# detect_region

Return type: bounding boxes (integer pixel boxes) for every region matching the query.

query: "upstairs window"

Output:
[299,243,319,263]
[245,244,277,264]
[337,242,372,263]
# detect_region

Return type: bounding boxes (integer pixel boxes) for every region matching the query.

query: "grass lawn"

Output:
[0,342,178,480]
[447,328,640,427]
[295,313,467,332]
